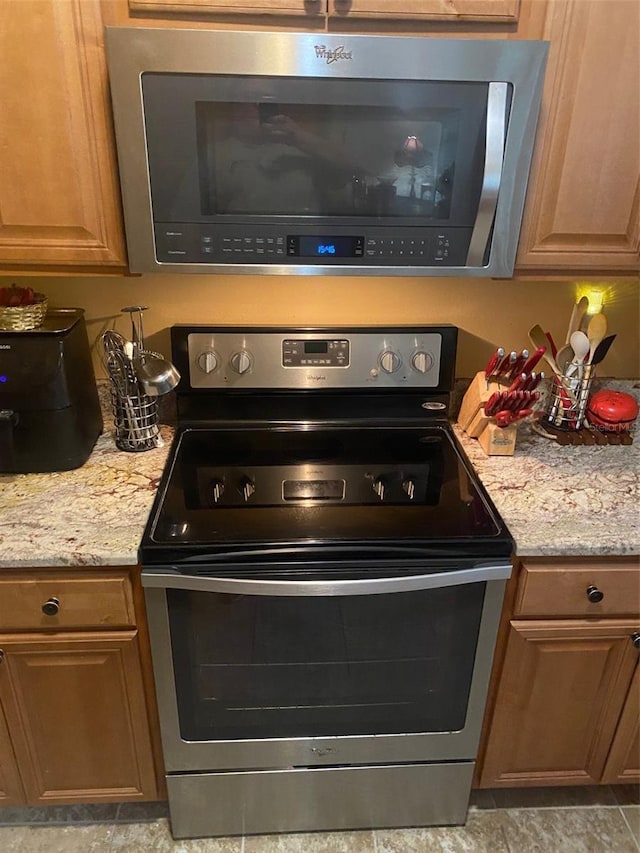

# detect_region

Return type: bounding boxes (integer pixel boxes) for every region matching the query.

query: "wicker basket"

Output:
[0,294,48,331]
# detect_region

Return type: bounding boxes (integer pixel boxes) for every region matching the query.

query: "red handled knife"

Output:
[484,347,505,378]
[521,346,547,376]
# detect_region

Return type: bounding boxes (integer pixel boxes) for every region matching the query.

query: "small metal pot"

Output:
[133,352,181,397]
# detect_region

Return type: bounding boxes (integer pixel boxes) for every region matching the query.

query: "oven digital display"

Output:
[304,341,328,354]
[283,480,346,501]
[282,338,350,367]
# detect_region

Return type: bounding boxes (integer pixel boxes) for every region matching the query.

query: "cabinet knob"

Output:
[631,633,640,650]
[42,597,60,616]
[586,585,604,603]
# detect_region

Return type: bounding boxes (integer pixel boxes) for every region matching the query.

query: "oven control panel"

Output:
[282,338,350,368]
[184,328,453,390]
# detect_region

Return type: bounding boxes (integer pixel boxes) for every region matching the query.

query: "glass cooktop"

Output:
[140,424,513,565]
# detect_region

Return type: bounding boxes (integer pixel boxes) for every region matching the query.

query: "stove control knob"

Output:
[379,350,401,374]
[411,351,433,374]
[372,477,387,501]
[240,476,255,502]
[230,350,252,375]
[211,479,225,504]
[197,350,219,374]
[402,479,416,500]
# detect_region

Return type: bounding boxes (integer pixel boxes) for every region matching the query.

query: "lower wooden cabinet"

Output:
[478,558,640,788]
[0,568,161,806]
[602,663,640,785]
[0,698,25,806]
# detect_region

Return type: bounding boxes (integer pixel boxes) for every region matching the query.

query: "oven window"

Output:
[168,583,485,740]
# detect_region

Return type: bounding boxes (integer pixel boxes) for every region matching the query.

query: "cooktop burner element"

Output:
[139,326,513,566]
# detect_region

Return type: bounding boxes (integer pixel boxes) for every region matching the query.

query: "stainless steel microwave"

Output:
[105,29,548,278]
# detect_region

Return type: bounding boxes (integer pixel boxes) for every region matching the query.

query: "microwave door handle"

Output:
[142,563,512,596]
[466,82,508,267]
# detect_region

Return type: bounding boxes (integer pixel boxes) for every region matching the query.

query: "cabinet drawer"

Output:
[515,561,640,618]
[0,572,135,631]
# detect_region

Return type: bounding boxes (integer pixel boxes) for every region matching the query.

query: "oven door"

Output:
[142,562,509,772]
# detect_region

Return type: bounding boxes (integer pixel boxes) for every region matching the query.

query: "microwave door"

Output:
[466,83,508,268]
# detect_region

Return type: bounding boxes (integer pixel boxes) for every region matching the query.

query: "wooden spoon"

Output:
[528,324,565,379]
[568,330,590,378]
[565,295,589,344]
[555,343,573,374]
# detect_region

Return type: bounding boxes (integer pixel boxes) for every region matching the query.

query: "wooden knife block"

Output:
[457,371,517,456]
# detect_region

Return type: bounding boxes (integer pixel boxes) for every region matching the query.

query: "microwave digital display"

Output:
[291,236,364,258]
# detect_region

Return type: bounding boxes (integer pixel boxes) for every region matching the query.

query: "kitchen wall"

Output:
[3,273,638,379]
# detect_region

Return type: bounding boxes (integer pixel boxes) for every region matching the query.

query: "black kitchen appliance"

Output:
[140,325,513,839]
[0,309,103,473]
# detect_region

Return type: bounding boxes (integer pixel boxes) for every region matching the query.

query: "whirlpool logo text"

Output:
[314,45,353,64]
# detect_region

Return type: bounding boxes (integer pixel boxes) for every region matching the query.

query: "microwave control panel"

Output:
[154,224,469,267]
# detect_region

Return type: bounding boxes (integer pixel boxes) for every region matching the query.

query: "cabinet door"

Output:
[516,0,640,271]
[0,632,158,804]
[0,0,126,269]
[127,0,325,16]
[602,662,640,784]
[329,0,519,22]
[0,694,25,806]
[479,619,639,787]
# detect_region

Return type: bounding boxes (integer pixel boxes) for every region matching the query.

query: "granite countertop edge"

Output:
[0,380,638,569]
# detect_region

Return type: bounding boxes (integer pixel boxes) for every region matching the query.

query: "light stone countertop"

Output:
[453,380,640,558]
[0,385,173,568]
[0,382,638,568]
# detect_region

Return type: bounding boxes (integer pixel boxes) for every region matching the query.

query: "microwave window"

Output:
[196,101,461,219]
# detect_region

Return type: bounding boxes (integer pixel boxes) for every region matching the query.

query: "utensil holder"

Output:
[110,389,162,452]
[542,367,594,431]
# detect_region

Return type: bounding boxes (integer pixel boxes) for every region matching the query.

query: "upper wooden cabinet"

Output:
[126,0,520,23]
[328,0,520,24]
[128,0,324,16]
[516,0,640,272]
[0,0,126,271]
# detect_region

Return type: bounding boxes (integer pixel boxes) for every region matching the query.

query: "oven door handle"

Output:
[142,563,511,596]
[466,81,508,267]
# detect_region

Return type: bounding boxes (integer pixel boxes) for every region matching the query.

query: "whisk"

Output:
[100,328,161,450]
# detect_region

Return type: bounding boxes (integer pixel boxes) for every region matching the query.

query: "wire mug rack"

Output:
[101,329,163,452]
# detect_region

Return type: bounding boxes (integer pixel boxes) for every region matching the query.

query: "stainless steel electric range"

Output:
[139,325,513,839]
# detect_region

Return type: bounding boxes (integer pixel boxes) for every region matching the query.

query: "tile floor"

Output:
[0,786,638,852]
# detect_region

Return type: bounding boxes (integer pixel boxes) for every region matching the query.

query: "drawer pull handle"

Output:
[0,650,4,663]
[586,585,604,603]
[631,633,640,650]
[42,597,60,616]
